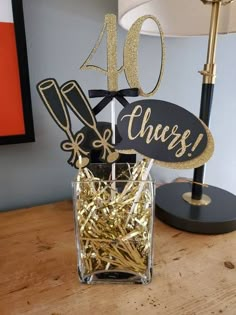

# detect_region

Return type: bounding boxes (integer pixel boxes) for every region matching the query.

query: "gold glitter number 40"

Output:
[81,14,165,97]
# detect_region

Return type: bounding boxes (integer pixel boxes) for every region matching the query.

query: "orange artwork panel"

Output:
[0,0,34,145]
[0,22,25,136]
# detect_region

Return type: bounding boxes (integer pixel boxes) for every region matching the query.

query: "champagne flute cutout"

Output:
[60,81,119,163]
[37,79,89,168]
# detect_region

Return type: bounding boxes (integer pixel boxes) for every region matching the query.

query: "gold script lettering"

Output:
[121,105,142,140]
[120,105,203,159]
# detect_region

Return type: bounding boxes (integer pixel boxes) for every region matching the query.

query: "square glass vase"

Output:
[72,163,155,284]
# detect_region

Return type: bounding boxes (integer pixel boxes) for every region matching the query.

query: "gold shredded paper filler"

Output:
[75,161,153,277]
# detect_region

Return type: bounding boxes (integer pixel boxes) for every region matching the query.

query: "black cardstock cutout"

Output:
[116,99,214,168]
[37,79,120,168]
[60,80,119,163]
[79,123,136,164]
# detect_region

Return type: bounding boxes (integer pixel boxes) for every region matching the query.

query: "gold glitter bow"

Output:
[92,128,118,162]
[61,132,89,167]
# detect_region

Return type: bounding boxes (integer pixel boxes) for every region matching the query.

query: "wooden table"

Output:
[0,201,235,315]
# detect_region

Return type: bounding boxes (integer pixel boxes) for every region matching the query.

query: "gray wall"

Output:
[0,0,235,211]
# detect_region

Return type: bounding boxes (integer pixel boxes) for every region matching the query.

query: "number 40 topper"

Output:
[81,14,165,95]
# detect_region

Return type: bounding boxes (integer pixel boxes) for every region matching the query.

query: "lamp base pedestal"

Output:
[155,183,236,234]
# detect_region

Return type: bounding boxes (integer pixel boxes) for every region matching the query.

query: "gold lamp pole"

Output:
[184,0,223,205]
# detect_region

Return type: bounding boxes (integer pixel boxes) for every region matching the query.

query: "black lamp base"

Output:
[155,182,236,234]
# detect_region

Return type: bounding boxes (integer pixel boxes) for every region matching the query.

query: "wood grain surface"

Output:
[0,201,235,315]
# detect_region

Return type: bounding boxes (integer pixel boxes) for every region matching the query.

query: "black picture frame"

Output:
[0,0,34,145]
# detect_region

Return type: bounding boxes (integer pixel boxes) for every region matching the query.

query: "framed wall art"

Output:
[0,0,34,145]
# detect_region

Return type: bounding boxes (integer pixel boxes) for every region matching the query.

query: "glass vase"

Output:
[72,163,155,284]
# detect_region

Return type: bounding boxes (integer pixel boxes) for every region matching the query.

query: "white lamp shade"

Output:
[118,0,236,36]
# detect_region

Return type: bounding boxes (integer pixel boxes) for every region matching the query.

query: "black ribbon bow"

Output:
[89,88,139,116]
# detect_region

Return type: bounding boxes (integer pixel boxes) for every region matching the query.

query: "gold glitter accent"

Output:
[123,15,165,97]
[117,120,214,169]
[106,14,118,91]
[74,161,154,278]
[92,129,117,162]
[155,120,215,169]
[61,133,89,165]
[81,14,165,95]
[80,14,118,91]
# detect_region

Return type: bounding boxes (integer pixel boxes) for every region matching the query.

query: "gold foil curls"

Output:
[73,162,154,281]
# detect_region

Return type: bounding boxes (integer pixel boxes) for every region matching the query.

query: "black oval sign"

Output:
[116,99,214,169]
